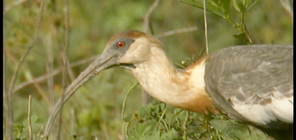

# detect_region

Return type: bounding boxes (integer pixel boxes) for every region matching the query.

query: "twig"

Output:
[56,0,70,139]
[66,59,76,82]
[203,0,209,55]
[28,95,32,140]
[121,83,139,120]
[121,83,138,140]
[45,35,55,111]
[4,0,28,14]
[12,55,98,94]
[36,125,44,138]
[124,122,131,138]
[182,111,189,140]
[169,109,184,127]
[280,0,293,19]
[5,0,44,139]
[143,0,160,33]
[155,26,197,38]
[70,108,78,136]
[158,108,169,132]
[242,21,253,44]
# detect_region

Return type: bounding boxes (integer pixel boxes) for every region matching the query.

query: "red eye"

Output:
[116,41,125,48]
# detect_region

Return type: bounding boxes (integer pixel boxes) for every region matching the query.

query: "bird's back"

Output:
[203,44,293,129]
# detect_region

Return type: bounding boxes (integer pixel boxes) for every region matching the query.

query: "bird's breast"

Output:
[182,56,219,114]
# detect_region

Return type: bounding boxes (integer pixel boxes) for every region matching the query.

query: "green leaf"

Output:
[124,115,132,122]
[72,135,78,140]
[232,0,244,13]
[31,114,39,123]
[160,128,178,139]
[179,0,230,18]
[227,129,244,139]
[24,70,33,81]
[138,104,152,118]
[149,131,162,140]
[233,0,259,13]
[210,119,227,131]
[220,0,231,13]
[243,0,259,11]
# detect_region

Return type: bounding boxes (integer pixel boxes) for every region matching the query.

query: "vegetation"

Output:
[4,0,292,139]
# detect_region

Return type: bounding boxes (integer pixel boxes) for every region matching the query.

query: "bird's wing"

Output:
[204,45,293,129]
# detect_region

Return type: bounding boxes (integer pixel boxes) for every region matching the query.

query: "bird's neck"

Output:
[131,47,218,114]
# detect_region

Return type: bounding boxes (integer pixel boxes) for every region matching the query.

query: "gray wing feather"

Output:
[204,44,293,128]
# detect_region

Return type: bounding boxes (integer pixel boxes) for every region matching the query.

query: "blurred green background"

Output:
[4,0,293,139]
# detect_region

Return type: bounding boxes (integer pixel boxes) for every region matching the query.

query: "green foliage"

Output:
[179,0,232,18]
[179,0,260,44]
[11,115,42,140]
[124,103,271,140]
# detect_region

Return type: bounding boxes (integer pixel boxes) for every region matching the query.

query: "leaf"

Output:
[220,0,231,13]
[243,0,259,11]
[179,0,229,18]
[31,114,39,123]
[24,70,33,81]
[149,131,162,140]
[232,0,244,13]
[124,115,132,122]
[227,129,244,139]
[233,32,246,39]
[160,128,178,139]
[210,119,227,131]
[138,104,152,118]
[233,0,259,14]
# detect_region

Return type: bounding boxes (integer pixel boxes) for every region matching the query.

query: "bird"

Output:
[44,30,293,137]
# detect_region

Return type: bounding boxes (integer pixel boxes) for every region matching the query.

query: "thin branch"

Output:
[155,26,197,38]
[70,108,77,136]
[182,111,189,140]
[56,0,70,138]
[4,0,28,14]
[5,0,45,139]
[121,83,139,140]
[280,0,293,19]
[158,109,169,132]
[37,125,44,138]
[203,0,209,55]
[12,55,99,94]
[143,0,160,33]
[124,122,131,138]
[45,35,55,111]
[121,83,139,120]
[66,58,76,82]
[27,95,32,140]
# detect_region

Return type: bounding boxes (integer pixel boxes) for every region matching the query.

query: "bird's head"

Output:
[43,30,165,136]
[94,30,162,72]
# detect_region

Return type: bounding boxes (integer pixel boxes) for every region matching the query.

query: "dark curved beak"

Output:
[43,49,119,137]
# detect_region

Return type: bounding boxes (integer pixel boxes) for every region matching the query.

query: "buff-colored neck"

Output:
[131,45,218,114]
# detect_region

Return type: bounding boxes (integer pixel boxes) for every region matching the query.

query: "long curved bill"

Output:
[43,51,118,137]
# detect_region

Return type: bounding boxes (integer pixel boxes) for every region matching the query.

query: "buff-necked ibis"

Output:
[44,30,293,137]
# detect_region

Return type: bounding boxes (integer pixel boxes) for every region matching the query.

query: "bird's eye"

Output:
[116,41,125,48]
